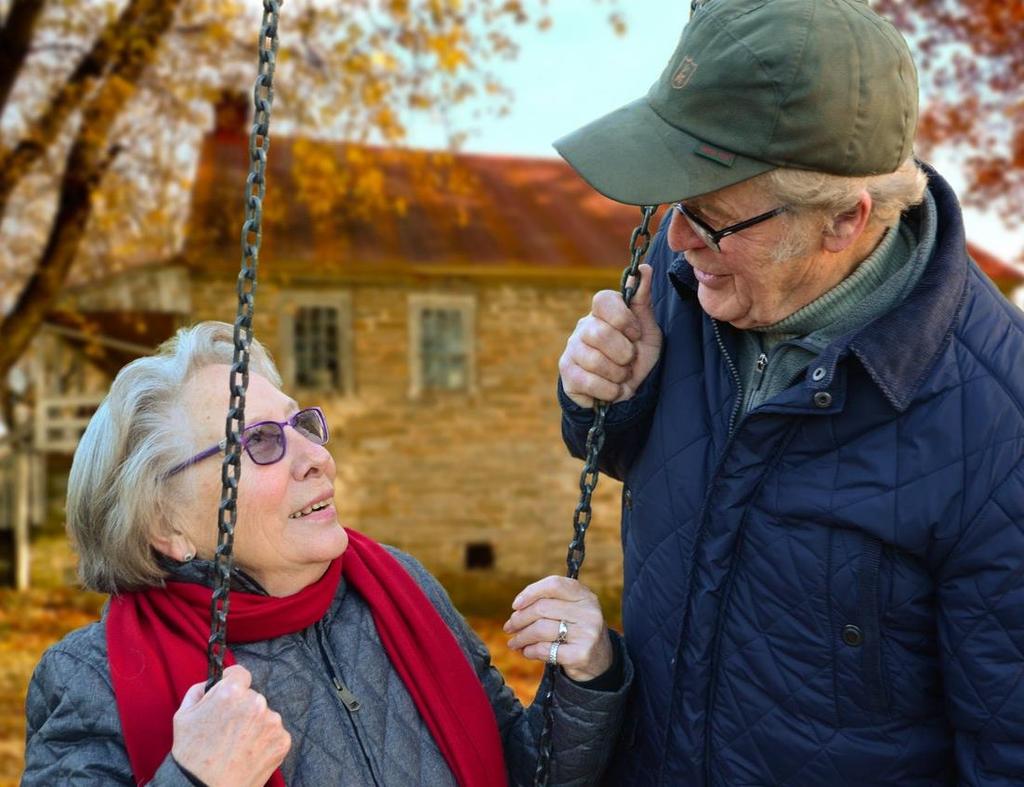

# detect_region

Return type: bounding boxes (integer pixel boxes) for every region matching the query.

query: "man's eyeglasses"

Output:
[163,407,329,479]
[673,202,787,253]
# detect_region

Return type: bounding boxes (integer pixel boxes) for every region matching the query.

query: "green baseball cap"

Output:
[554,0,919,205]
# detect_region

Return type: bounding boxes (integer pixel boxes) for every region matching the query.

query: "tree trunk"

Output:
[0,0,177,385]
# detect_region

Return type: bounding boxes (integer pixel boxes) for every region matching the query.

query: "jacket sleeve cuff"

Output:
[566,631,625,693]
[554,629,633,704]
[149,755,209,786]
[558,361,662,433]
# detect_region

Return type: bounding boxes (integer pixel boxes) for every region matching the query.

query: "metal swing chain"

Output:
[533,204,657,786]
[206,0,281,689]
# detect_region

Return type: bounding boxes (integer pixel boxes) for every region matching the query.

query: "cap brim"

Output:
[553,97,775,205]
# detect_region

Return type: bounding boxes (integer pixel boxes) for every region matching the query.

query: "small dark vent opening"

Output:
[465,542,495,570]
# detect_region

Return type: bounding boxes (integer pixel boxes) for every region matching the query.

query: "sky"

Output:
[404,1,1024,266]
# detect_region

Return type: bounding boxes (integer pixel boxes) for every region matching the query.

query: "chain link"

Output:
[206,0,280,690]
[533,204,656,786]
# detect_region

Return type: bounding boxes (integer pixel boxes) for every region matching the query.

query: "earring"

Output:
[183,552,195,562]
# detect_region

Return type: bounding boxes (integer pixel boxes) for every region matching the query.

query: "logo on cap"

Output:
[671,57,698,90]
[695,143,736,167]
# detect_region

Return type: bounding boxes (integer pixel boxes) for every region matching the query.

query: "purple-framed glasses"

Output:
[674,201,787,253]
[163,407,329,479]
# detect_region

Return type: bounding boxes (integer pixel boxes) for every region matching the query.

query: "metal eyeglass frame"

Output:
[673,201,787,252]
[163,406,329,479]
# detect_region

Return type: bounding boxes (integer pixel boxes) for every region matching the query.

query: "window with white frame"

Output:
[279,291,354,394]
[408,294,476,396]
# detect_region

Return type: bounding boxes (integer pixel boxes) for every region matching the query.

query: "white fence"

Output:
[34,393,103,454]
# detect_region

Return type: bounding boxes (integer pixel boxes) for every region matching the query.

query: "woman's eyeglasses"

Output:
[673,201,787,252]
[163,407,329,479]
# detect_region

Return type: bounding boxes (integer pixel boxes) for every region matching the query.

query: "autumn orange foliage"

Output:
[0,0,625,392]
[874,0,1024,234]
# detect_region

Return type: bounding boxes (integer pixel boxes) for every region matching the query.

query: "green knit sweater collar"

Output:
[734,190,938,416]
[754,218,913,348]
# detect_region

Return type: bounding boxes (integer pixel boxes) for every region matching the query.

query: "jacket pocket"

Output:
[856,535,888,714]
[830,529,890,721]
[880,549,944,720]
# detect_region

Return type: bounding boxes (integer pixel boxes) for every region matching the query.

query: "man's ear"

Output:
[823,191,873,253]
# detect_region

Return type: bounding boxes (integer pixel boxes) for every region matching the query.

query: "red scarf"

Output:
[107,529,507,787]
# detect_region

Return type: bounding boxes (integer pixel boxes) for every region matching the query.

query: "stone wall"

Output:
[189,271,627,599]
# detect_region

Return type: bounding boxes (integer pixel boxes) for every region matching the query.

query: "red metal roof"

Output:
[967,242,1024,286]
[183,111,1020,287]
[183,129,664,277]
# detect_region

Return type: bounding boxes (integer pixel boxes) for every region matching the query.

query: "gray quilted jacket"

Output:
[23,548,631,786]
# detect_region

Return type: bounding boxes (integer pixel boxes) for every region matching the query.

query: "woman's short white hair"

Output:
[755,157,928,261]
[67,321,282,593]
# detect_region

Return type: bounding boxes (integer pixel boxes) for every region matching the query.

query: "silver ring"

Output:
[556,619,569,643]
[548,640,560,666]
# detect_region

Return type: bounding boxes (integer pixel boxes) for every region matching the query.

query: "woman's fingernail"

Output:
[512,595,523,608]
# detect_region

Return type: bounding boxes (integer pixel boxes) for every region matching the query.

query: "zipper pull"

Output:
[755,353,768,373]
[332,676,362,711]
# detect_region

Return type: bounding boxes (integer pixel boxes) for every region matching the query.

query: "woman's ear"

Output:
[823,190,873,253]
[150,526,196,563]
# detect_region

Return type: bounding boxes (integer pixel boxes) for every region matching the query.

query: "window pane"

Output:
[421,307,467,390]
[294,306,343,389]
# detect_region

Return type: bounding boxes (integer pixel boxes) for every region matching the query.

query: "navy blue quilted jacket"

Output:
[560,168,1024,786]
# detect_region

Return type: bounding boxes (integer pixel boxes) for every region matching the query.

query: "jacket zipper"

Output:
[658,319,746,784]
[712,319,744,436]
[330,675,362,711]
[313,621,381,787]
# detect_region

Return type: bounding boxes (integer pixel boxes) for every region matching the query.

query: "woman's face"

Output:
[166,364,348,596]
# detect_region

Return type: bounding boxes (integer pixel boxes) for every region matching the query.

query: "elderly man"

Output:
[555,0,1024,785]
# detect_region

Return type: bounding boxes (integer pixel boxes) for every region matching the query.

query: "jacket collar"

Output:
[159,554,270,595]
[668,163,968,412]
[158,555,349,624]
[846,165,968,411]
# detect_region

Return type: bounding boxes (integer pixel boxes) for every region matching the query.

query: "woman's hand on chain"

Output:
[503,575,613,682]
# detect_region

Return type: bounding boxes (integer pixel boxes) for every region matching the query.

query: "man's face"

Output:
[667,179,828,329]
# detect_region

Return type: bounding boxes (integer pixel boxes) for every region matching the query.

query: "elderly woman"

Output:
[23,321,629,786]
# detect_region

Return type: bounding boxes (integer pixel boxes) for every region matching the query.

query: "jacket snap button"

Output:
[811,366,826,382]
[624,487,633,510]
[841,624,863,647]
[813,391,833,408]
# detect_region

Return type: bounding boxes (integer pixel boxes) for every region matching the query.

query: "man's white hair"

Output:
[756,157,928,262]
[67,321,281,593]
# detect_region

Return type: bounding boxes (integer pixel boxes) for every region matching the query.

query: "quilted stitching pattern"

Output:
[23,550,631,786]
[561,171,1024,786]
